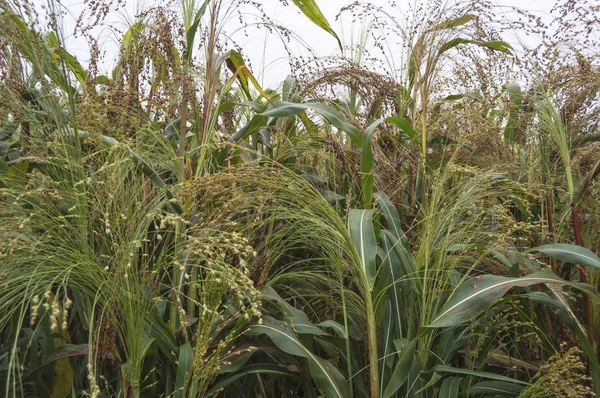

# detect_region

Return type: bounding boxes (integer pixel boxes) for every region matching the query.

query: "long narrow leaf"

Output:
[361,119,384,208]
[428,269,591,328]
[261,101,362,146]
[77,131,183,214]
[439,38,513,55]
[184,0,211,60]
[526,243,600,269]
[348,209,378,290]
[431,365,529,385]
[290,0,342,51]
[374,192,408,248]
[247,318,349,397]
[382,338,415,398]
[438,376,461,398]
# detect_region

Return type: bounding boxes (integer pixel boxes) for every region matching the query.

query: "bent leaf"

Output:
[224,49,252,100]
[527,243,600,269]
[48,32,89,91]
[430,14,475,31]
[77,131,183,214]
[261,101,361,147]
[320,190,345,204]
[291,0,342,51]
[439,38,513,55]
[247,318,349,397]
[385,117,418,140]
[428,269,590,328]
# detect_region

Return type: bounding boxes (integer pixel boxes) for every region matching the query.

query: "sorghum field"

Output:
[1,0,600,396]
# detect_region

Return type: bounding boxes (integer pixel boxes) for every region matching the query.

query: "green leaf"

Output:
[4,12,74,95]
[431,365,529,385]
[476,40,513,53]
[43,344,88,366]
[141,337,155,360]
[374,192,407,248]
[261,286,307,318]
[224,49,252,100]
[95,75,111,85]
[430,14,475,31]
[261,100,362,147]
[290,0,342,51]
[408,53,417,88]
[77,131,183,214]
[5,159,29,188]
[382,338,415,398]
[213,50,270,105]
[282,76,295,101]
[348,209,378,290]
[320,190,346,204]
[232,115,267,142]
[385,117,418,140]
[361,119,384,207]
[573,158,600,205]
[527,243,600,269]
[174,342,193,398]
[300,173,327,184]
[438,376,461,398]
[417,372,441,393]
[217,347,258,373]
[122,22,144,48]
[48,31,90,91]
[316,320,347,338]
[439,38,513,56]
[247,318,349,397]
[470,380,525,396]
[428,269,588,328]
[205,364,296,397]
[184,0,210,60]
[503,82,523,145]
[148,306,177,363]
[288,316,330,336]
[380,236,404,341]
[382,230,421,294]
[523,291,600,375]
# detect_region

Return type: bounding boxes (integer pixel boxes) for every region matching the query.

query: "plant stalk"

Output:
[365,292,379,398]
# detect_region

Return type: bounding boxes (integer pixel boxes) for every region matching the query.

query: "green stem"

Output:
[420,116,427,210]
[170,221,182,332]
[594,362,600,398]
[340,274,353,394]
[365,291,379,398]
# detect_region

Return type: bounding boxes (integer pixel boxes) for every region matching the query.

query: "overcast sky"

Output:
[40,0,555,88]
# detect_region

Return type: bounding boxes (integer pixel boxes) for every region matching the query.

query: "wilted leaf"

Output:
[291,0,342,51]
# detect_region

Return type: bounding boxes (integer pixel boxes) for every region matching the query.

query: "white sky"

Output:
[40,0,555,88]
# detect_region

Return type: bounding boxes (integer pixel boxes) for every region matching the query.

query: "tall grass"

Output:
[1,0,599,397]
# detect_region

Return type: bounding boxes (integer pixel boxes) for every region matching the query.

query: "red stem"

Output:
[572,203,591,332]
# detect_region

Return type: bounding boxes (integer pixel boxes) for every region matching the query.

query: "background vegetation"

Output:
[1,0,600,396]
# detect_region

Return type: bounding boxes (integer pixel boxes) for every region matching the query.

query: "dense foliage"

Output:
[1,0,600,397]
